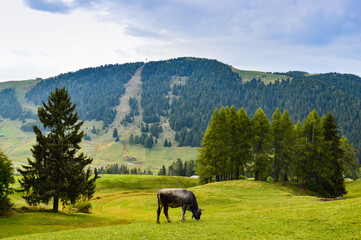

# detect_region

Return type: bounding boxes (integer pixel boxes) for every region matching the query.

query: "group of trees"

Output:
[197,106,359,197]
[0,88,23,120]
[97,163,153,175]
[158,159,196,177]
[121,97,140,125]
[141,122,163,138]
[129,133,155,149]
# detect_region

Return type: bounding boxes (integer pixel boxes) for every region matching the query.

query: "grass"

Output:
[232,67,289,84]
[2,175,361,239]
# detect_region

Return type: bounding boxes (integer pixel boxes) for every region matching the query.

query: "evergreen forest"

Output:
[196,106,358,197]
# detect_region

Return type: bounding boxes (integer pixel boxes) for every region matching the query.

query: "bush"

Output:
[73,201,92,213]
[266,176,274,183]
[0,150,15,215]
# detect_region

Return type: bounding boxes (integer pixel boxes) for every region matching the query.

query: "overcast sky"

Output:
[0,0,360,82]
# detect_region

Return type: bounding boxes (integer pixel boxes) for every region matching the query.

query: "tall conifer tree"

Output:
[252,108,273,180]
[271,108,282,182]
[322,113,346,197]
[19,87,98,212]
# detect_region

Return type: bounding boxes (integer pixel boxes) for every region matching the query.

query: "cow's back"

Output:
[157,188,193,208]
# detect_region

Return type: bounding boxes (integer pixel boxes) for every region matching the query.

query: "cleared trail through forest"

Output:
[110,64,144,130]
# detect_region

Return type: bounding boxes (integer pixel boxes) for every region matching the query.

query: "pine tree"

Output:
[340,136,360,179]
[196,108,221,182]
[322,113,346,197]
[279,110,295,185]
[164,139,169,147]
[18,87,98,212]
[301,110,324,187]
[252,108,273,181]
[158,165,166,176]
[0,150,15,215]
[113,128,118,138]
[271,108,282,182]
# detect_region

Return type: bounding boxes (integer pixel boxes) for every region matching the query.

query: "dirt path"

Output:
[110,65,144,130]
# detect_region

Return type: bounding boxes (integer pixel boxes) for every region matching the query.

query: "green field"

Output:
[232,67,289,84]
[2,175,361,239]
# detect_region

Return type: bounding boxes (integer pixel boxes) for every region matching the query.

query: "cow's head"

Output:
[192,208,203,220]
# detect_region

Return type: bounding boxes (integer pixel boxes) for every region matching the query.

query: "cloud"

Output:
[22,0,361,46]
[22,0,72,13]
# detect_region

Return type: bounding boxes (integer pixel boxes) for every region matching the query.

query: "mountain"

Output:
[0,57,360,170]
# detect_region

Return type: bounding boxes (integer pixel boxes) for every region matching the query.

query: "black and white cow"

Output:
[157,188,203,223]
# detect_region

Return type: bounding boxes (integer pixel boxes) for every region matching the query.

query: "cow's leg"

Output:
[181,206,186,222]
[164,205,171,223]
[157,205,162,223]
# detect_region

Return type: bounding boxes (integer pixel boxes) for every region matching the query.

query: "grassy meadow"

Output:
[232,67,289,84]
[1,175,361,239]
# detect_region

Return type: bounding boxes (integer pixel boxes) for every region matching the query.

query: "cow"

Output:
[157,188,203,223]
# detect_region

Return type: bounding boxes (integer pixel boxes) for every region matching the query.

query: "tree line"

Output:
[158,159,196,177]
[196,106,359,198]
[97,163,153,175]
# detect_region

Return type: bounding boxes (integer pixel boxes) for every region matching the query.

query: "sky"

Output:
[0,0,361,82]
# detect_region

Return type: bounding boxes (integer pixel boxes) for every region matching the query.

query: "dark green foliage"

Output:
[158,165,167,176]
[166,159,196,177]
[91,125,97,134]
[113,128,118,138]
[150,123,163,138]
[84,134,91,141]
[0,88,22,120]
[197,107,253,182]
[128,133,154,149]
[141,58,242,147]
[321,113,347,197]
[252,108,273,181]
[18,87,98,212]
[197,106,351,197]
[26,62,143,127]
[97,164,153,175]
[0,150,15,215]
[21,121,45,132]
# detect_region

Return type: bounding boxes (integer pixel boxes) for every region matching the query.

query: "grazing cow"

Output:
[157,188,203,223]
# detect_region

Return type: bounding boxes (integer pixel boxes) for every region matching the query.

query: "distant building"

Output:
[190,175,200,179]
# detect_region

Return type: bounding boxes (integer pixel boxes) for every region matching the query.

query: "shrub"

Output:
[0,150,15,215]
[73,201,92,213]
[266,176,274,183]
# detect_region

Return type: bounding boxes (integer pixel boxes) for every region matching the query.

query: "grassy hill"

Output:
[2,175,361,239]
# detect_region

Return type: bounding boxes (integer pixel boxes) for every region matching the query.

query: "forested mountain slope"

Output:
[25,62,144,126]
[0,57,360,165]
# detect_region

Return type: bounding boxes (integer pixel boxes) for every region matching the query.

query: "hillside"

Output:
[0,57,361,171]
[2,175,361,239]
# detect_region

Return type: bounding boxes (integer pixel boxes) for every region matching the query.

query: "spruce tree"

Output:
[279,110,295,185]
[18,87,98,212]
[322,113,346,197]
[113,128,118,138]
